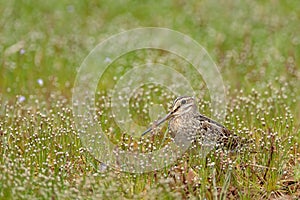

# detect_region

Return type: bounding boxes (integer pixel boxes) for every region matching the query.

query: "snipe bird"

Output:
[142,96,240,150]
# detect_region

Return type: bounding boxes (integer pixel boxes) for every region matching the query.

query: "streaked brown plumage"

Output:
[142,96,240,150]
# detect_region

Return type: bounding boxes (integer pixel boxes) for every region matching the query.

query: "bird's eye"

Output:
[181,99,186,104]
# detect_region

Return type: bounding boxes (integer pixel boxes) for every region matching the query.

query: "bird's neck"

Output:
[174,110,199,120]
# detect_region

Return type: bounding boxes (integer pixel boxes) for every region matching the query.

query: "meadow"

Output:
[0,0,299,199]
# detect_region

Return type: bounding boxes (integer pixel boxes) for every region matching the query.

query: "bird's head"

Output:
[142,96,197,136]
[170,96,197,117]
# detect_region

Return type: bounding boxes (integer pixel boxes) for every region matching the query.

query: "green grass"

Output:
[1,0,300,199]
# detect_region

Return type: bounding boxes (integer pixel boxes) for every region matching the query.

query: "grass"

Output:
[1,0,300,199]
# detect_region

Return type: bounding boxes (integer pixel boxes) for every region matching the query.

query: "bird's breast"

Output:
[168,116,197,138]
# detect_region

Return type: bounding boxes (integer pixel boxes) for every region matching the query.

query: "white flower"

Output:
[19,49,25,54]
[18,96,26,103]
[37,78,44,86]
[104,57,112,63]
[98,163,108,172]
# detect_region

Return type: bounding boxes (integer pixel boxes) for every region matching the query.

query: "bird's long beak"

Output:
[141,111,173,136]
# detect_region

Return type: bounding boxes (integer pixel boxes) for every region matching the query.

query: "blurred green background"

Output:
[1,0,299,97]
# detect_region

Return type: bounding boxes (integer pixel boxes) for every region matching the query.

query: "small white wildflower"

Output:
[66,5,74,12]
[98,163,108,173]
[104,57,112,63]
[18,96,26,103]
[37,78,44,86]
[20,48,25,54]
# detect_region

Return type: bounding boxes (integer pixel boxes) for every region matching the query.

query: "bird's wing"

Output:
[195,114,226,129]
[193,115,239,149]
